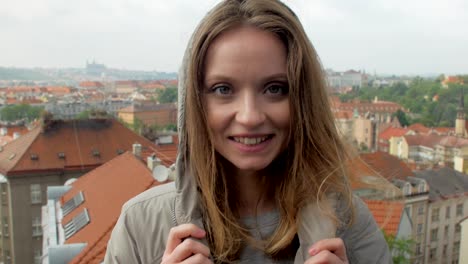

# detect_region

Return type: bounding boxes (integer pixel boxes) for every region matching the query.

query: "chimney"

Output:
[147,154,161,171]
[132,143,142,158]
[13,132,20,140]
[0,127,7,136]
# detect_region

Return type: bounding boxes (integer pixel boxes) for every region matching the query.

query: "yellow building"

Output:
[118,102,177,128]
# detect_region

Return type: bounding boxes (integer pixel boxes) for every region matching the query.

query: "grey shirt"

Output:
[239,210,294,263]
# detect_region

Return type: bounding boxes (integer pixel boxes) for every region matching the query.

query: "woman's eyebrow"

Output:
[205,73,287,83]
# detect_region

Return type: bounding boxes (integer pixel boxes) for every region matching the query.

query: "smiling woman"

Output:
[203,26,290,174]
[104,1,391,263]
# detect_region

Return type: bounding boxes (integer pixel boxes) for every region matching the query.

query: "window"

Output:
[454,241,460,254]
[34,249,41,264]
[456,203,463,216]
[63,208,90,239]
[431,228,438,242]
[3,216,8,237]
[444,225,449,238]
[455,223,461,233]
[32,217,42,237]
[403,184,411,195]
[1,184,7,205]
[417,223,423,234]
[432,208,440,222]
[443,244,447,256]
[5,250,10,264]
[418,183,426,192]
[62,191,85,216]
[430,248,436,260]
[30,184,41,204]
[415,243,421,255]
[418,206,424,215]
[446,206,450,219]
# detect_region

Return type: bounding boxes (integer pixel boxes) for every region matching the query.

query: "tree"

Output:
[0,104,43,122]
[157,87,178,103]
[383,232,414,264]
[392,109,409,127]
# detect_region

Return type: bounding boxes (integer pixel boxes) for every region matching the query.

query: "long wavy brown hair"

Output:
[183,0,354,262]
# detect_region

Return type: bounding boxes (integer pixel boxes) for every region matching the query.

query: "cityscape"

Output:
[0,62,467,264]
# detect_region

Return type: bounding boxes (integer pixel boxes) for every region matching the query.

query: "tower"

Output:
[456,87,466,137]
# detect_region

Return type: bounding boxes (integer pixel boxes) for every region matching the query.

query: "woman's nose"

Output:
[234,92,266,127]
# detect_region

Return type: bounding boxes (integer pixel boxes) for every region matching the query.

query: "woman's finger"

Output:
[308,238,348,262]
[169,238,211,262]
[305,249,343,264]
[180,253,213,264]
[164,224,206,256]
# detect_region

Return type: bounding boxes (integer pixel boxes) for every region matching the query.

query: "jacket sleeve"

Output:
[339,196,392,264]
[104,208,142,264]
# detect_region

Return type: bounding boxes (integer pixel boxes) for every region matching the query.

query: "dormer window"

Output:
[62,191,84,216]
[57,152,66,159]
[418,182,426,193]
[92,149,100,157]
[63,208,90,239]
[403,183,412,196]
[30,154,39,160]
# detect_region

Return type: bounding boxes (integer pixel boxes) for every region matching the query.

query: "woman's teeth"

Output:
[233,136,269,145]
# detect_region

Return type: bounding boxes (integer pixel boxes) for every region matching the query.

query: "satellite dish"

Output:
[153,165,169,182]
[64,178,77,186]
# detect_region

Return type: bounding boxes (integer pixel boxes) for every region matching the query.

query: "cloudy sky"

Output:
[1,0,467,75]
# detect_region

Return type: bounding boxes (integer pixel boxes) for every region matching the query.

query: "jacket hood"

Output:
[174,32,201,224]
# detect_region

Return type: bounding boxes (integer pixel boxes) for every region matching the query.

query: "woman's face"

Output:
[203,26,290,175]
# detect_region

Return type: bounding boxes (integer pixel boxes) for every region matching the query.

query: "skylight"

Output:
[63,208,90,240]
[62,191,84,216]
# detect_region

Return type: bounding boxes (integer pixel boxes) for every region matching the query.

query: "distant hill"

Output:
[0,66,177,81]
[0,67,52,81]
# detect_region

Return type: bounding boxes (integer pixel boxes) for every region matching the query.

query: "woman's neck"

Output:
[232,169,276,217]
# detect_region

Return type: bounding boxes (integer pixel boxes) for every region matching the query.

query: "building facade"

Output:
[415,168,468,264]
[0,119,156,264]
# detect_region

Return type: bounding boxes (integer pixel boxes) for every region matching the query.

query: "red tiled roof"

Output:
[0,119,156,176]
[432,127,454,135]
[364,199,404,236]
[0,136,13,146]
[379,127,408,141]
[62,152,161,264]
[79,81,104,88]
[0,125,29,137]
[359,152,414,180]
[437,136,468,148]
[337,101,404,113]
[45,86,74,95]
[407,123,430,134]
[404,134,443,148]
[333,110,353,120]
[151,135,179,166]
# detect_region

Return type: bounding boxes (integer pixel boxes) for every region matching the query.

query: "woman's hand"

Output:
[162,224,212,264]
[305,238,349,264]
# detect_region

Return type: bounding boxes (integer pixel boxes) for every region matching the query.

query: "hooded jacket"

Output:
[104,24,391,264]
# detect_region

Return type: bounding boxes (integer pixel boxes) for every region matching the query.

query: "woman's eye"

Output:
[212,85,232,95]
[265,84,288,95]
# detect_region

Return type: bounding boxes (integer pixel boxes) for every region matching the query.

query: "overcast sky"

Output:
[1,0,467,75]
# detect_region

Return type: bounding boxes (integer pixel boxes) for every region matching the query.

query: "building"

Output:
[45,100,132,120]
[41,151,171,264]
[460,216,468,264]
[0,119,156,264]
[378,127,409,153]
[118,102,177,128]
[333,110,354,143]
[414,168,468,264]
[326,69,364,90]
[357,152,430,263]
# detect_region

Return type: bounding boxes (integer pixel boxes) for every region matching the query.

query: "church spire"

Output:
[456,87,466,137]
